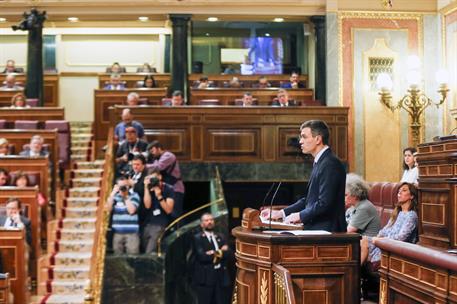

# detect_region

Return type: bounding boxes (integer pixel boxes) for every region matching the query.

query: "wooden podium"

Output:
[232,210,361,304]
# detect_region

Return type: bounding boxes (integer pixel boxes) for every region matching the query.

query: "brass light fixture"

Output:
[376,55,449,147]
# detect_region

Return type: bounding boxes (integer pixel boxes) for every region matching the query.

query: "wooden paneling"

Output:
[0,274,9,304]
[188,74,308,88]
[94,88,168,146]
[0,229,29,304]
[0,73,59,107]
[98,73,171,89]
[190,88,315,106]
[107,106,349,163]
[232,227,360,304]
[0,129,59,198]
[0,187,41,284]
[0,108,65,127]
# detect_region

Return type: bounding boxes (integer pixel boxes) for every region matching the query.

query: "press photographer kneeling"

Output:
[143,169,175,254]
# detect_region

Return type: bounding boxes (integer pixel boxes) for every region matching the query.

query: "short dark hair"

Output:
[172,90,183,97]
[199,76,208,82]
[402,147,417,170]
[0,168,8,175]
[300,120,330,145]
[132,154,146,164]
[116,176,128,183]
[147,140,163,150]
[243,92,252,97]
[200,212,213,222]
[6,197,21,209]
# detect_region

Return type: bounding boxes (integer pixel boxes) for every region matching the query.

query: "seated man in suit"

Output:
[104,74,125,90]
[0,74,23,90]
[272,89,296,107]
[19,135,49,157]
[261,120,346,232]
[2,60,23,74]
[241,92,254,107]
[171,90,184,106]
[114,108,145,142]
[0,198,32,246]
[281,72,304,89]
[255,75,271,88]
[191,213,231,304]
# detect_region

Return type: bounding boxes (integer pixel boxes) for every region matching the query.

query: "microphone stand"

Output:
[268,182,282,230]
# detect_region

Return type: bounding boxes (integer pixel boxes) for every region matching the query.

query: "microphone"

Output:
[268,182,282,230]
[261,182,276,207]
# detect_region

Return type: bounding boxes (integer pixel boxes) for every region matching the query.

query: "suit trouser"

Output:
[142,224,164,254]
[195,269,228,304]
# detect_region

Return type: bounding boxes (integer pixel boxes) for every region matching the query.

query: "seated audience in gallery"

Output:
[141,75,156,88]
[19,135,49,157]
[2,59,24,74]
[137,63,157,73]
[241,92,255,107]
[254,75,271,88]
[10,92,30,109]
[1,74,23,90]
[106,62,125,74]
[13,171,47,206]
[104,73,126,90]
[0,138,11,156]
[114,108,145,142]
[0,168,9,186]
[115,126,148,176]
[0,198,32,246]
[271,89,297,107]
[344,173,381,237]
[360,182,418,267]
[225,76,243,88]
[280,72,304,89]
[194,76,213,89]
[125,92,141,106]
[142,168,175,253]
[400,147,418,185]
[106,176,140,254]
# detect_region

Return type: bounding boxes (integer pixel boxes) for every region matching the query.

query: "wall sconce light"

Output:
[376,56,449,147]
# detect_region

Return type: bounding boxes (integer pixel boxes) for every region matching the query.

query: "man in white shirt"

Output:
[0,198,32,246]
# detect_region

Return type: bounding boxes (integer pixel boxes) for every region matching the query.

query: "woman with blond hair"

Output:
[10,92,29,108]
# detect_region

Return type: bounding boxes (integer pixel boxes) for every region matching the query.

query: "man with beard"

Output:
[191,213,231,304]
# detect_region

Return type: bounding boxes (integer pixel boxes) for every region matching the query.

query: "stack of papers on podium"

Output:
[263,230,331,235]
[259,216,303,228]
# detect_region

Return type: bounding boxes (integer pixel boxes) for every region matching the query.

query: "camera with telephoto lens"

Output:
[119,185,129,193]
[148,176,160,191]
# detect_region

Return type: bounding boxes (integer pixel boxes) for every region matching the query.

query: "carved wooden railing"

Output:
[84,127,115,303]
[272,264,296,304]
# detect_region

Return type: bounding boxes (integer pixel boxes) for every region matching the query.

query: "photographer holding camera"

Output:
[146,140,184,219]
[142,168,175,254]
[115,126,148,177]
[106,176,141,254]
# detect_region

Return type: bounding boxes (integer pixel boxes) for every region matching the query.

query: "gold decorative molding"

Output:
[380,279,387,304]
[260,272,268,304]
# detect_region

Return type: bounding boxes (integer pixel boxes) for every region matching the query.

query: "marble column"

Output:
[310,16,326,105]
[169,14,191,97]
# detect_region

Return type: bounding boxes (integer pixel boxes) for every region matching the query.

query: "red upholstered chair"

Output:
[138,97,149,105]
[7,144,15,155]
[198,99,220,106]
[0,120,6,129]
[14,120,39,129]
[367,182,386,207]
[44,120,71,173]
[26,98,39,107]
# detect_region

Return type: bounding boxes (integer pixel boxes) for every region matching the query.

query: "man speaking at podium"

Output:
[261,119,346,232]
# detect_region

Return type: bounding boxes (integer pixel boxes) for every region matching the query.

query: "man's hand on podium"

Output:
[284,212,301,224]
[260,208,283,220]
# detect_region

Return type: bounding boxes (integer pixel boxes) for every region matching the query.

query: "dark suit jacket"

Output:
[271,100,299,107]
[19,150,48,157]
[191,230,230,287]
[284,148,346,232]
[0,215,32,246]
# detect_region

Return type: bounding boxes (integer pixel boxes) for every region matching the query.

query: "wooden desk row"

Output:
[0,107,65,126]
[0,229,29,304]
[0,74,59,107]
[188,73,308,88]
[98,73,171,89]
[189,88,314,105]
[103,105,349,163]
